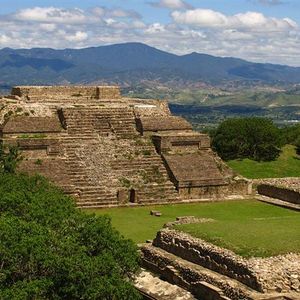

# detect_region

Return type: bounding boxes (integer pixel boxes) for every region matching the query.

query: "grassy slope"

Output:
[88,200,300,257]
[227,145,300,179]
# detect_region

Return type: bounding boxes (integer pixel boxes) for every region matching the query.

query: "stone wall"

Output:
[3,116,62,133]
[152,132,210,154]
[153,228,261,291]
[177,179,250,200]
[11,86,120,100]
[152,229,300,294]
[257,184,300,205]
[253,178,300,193]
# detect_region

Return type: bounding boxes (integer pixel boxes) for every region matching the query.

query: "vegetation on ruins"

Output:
[0,173,140,299]
[212,117,281,161]
[0,143,23,174]
[91,200,300,257]
[227,145,300,179]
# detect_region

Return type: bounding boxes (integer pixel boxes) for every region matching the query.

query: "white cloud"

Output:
[172,9,227,27]
[65,31,88,42]
[145,23,166,34]
[149,0,192,10]
[39,23,57,32]
[14,7,87,24]
[172,9,298,31]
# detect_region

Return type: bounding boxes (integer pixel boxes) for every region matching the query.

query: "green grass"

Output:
[227,145,300,179]
[86,200,300,257]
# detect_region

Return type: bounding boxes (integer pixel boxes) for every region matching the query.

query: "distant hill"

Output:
[1,42,300,88]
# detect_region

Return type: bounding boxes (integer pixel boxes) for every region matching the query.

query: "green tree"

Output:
[295,137,300,155]
[0,173,141,299]
[212,117,281,161]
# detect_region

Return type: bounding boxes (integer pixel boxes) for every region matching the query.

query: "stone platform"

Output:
[0,86,251,208]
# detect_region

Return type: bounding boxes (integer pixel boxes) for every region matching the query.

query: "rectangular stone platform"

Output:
[11,86,121,100]
[152,132,210,154]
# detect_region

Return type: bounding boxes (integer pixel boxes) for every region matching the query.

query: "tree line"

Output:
[210,117,300,161]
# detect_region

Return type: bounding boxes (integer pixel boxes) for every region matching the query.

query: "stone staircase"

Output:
[58,105,179,207]
[94,107,137,138]
[63,106,137,138]
[61,137,118,208]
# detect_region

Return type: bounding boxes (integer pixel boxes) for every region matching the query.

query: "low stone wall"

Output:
[11,86,120,100]
[254,178,300,193]
[3,116,62,133]
[152,229,300,293]
[153,229,261,291]
[257,184,300,205]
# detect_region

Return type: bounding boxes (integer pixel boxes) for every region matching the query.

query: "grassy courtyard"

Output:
[227,145,300,179]
[87,200,300,257]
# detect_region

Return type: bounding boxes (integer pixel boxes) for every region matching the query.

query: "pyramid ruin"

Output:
[0,86,251,208]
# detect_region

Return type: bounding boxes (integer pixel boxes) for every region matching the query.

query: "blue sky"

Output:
[0,0,299,65]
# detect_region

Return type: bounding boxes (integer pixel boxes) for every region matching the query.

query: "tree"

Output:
[212,117,281,161]
[295,137,300,155]
[0,173,141,299]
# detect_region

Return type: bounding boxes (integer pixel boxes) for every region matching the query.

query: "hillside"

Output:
[1,42,300,88]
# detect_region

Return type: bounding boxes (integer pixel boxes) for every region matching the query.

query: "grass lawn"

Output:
[87,200,300,257]
[227,145,300,179]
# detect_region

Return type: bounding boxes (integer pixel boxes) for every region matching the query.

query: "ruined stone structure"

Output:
[140,228,300,300]
[0,86,251,208]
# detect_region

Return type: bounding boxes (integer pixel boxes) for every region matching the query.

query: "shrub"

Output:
[0,173,141,299]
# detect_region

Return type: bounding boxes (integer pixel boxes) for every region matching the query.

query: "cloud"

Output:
[14,7,87,24]
[65,31,88,42]
[171,9,298,31]
[149,0,193,10]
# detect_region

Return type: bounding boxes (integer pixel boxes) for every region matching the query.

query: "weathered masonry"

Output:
[0,86,251,208]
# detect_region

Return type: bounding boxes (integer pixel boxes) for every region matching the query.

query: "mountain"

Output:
[1,42,300,87]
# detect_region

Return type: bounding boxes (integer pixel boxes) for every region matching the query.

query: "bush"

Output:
[212,117,281,161]
[0,173,140,299]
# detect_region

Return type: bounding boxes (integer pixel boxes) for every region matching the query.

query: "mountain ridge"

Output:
[0,42,300,87]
